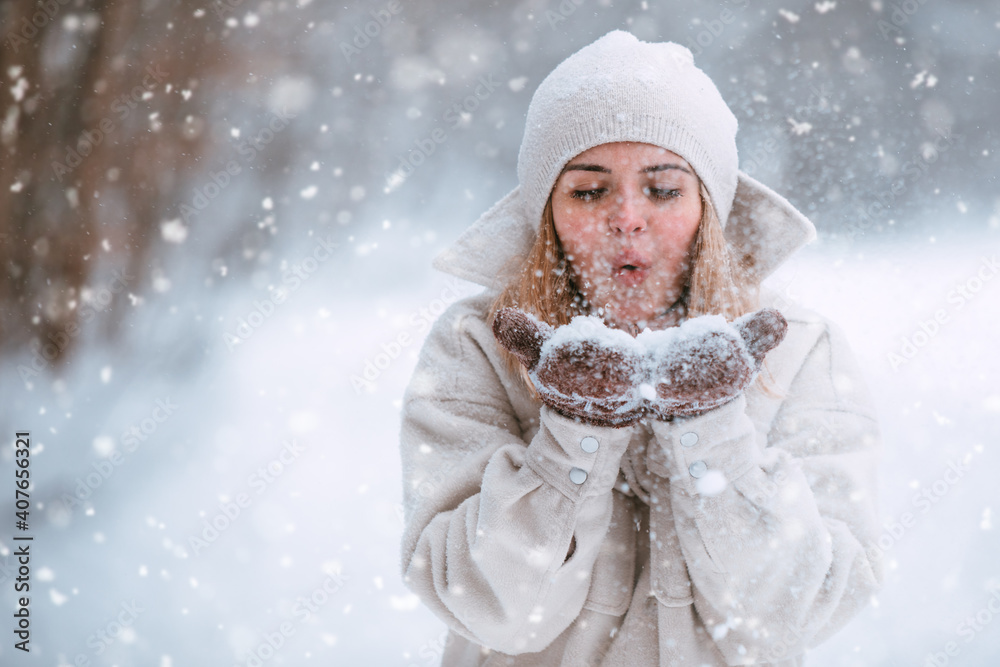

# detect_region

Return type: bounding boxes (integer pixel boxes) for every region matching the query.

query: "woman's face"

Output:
[551,141,703,329]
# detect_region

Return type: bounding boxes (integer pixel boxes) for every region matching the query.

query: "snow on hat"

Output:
[518,29,739,230]
[432,30,817,289]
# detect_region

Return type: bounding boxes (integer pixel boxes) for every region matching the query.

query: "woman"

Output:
[398,30,883,666]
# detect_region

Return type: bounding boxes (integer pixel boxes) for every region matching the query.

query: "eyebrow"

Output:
[560,162,693,176]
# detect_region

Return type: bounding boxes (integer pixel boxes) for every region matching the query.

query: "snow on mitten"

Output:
[492,307,646,428]
[637,308,787,420]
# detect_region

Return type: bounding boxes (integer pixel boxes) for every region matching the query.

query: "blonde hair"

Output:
[488,180,785,402]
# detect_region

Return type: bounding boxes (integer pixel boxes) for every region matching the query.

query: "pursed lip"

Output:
[610,249,652,273]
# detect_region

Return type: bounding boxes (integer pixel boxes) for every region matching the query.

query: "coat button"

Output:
[680,432,699,447]
[580,436,599,453]
[689,461,707,478]
[569,467,588,485]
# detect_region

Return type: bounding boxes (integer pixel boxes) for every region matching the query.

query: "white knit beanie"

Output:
[518,29,739,229]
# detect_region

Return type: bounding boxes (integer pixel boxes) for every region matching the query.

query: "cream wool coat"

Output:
[398,181,884,666]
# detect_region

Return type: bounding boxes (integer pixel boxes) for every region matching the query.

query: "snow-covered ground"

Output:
[2,224,998,666]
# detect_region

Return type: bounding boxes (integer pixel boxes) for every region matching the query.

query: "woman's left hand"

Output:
[640,308,788,420]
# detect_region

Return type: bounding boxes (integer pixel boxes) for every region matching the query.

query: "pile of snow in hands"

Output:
[535,311,756,402]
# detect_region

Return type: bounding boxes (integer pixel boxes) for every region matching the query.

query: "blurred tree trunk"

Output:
[0,0,233,369]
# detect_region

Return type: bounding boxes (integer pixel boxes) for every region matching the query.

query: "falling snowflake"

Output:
[161,219,188,244]
[787,117,813,135]
[778,8,800,23]
[932,410,952,425]
[696,469,727,496]
[910,70,938,89]
[93,435,115,456]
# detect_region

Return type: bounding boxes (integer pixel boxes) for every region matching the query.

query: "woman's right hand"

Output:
[492,307,646,428]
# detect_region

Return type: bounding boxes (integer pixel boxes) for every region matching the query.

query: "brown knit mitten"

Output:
[638,308,788,420]
[492,308,646,428]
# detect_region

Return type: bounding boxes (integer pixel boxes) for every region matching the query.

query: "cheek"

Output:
[653,209,702,256]
[677,199,703,238]
[554,207,605,257]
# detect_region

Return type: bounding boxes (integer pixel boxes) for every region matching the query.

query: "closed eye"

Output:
[571,188,606,201]
[646,187,681,200]
[570,187,682,202]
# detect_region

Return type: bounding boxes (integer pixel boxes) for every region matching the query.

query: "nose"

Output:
[608,189,647,234]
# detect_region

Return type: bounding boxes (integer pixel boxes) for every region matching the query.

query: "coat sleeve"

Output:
[398,303,637,655]
[646,318,883,664]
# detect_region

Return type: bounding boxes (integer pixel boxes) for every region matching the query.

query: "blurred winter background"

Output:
[0,0,997,665]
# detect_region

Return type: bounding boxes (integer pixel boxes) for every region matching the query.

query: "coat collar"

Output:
[432,170,817,291]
